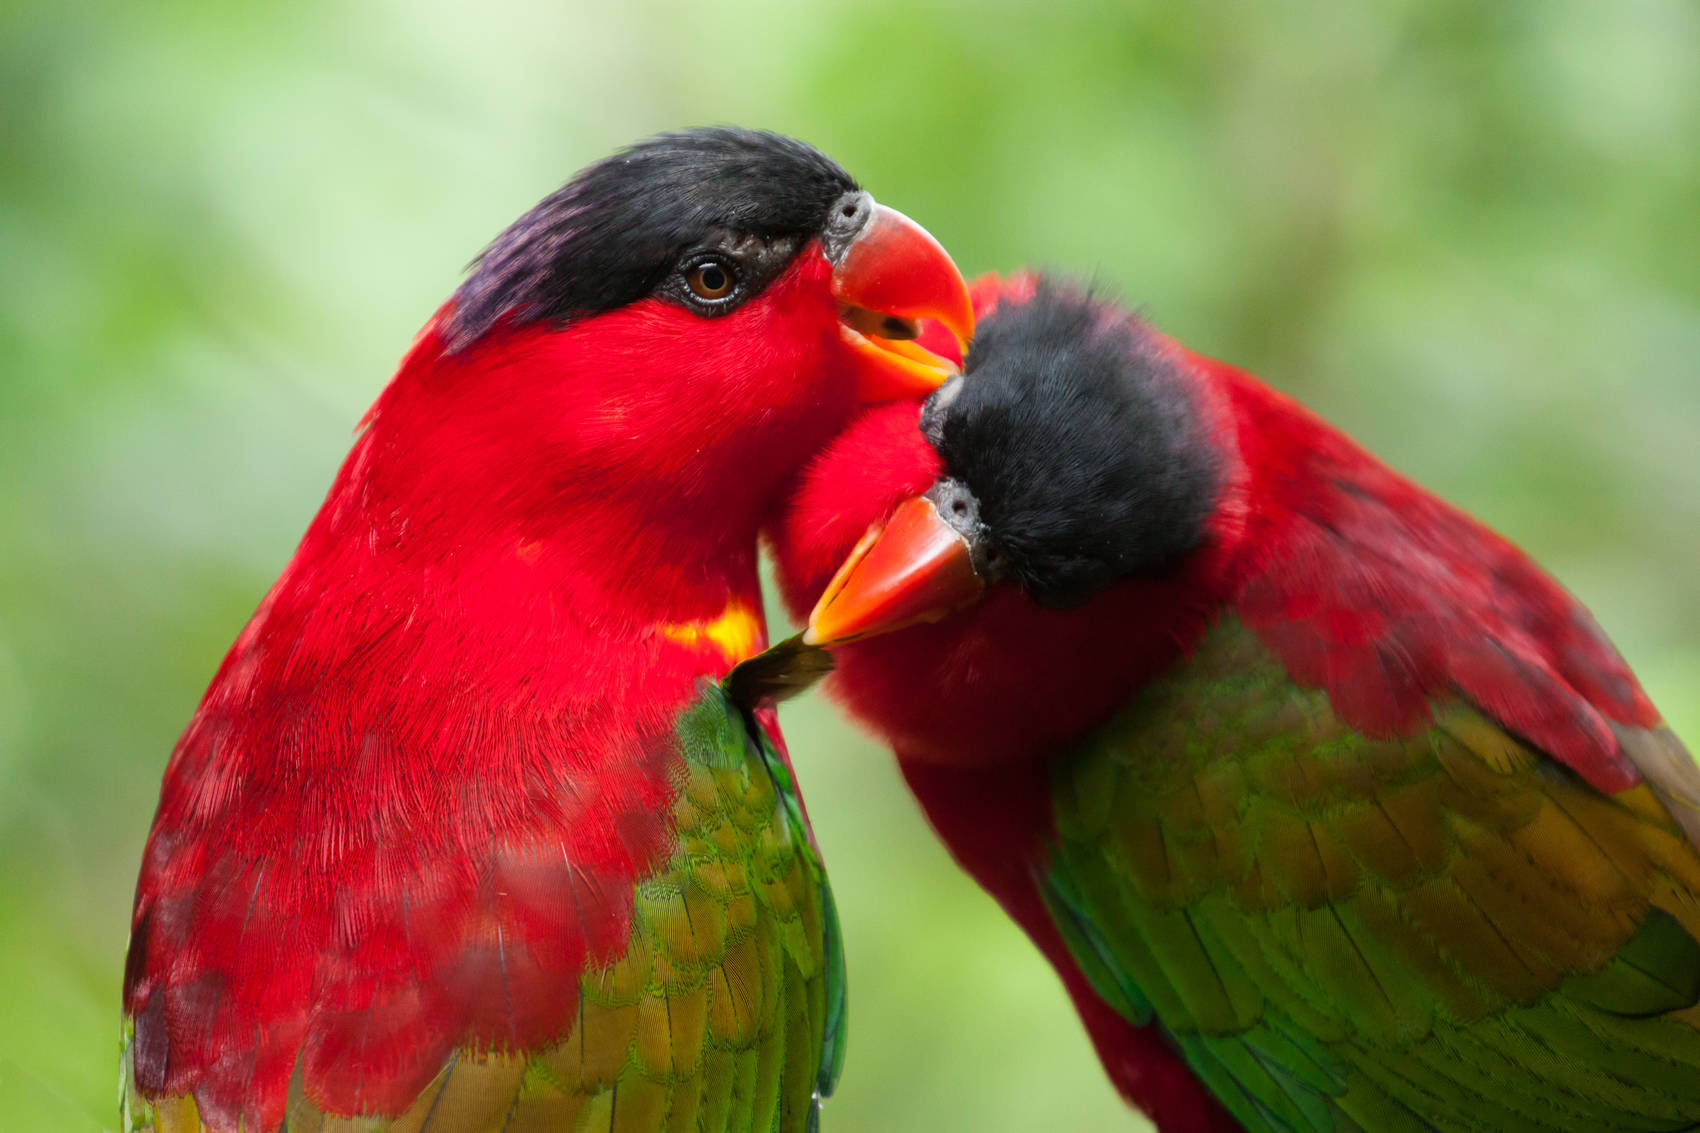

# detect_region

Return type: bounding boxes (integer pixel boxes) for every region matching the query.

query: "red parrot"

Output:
[766,274,1700,1131]
[120,127,974,1133]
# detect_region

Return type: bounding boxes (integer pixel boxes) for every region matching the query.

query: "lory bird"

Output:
[767,274,1700,1132]
[121,127,975,1133]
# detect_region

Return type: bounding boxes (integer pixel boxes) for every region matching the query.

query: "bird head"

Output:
[366,127,973,539]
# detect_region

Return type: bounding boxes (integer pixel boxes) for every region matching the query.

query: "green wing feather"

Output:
[1042,616,1700,1133]
[121,678,843,1133]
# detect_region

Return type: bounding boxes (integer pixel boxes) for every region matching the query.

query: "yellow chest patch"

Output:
[659,599,765,666]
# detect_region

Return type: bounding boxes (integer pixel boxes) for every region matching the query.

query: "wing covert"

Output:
[122,679,840,1133]
[1043,616,1700,1133]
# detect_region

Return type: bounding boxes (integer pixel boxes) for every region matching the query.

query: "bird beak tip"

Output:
[805,495,986,647]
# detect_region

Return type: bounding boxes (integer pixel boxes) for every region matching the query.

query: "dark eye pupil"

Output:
[687,261,735,301]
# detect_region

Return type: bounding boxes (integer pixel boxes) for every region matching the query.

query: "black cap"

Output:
[447,127,858,348]
[921,277,1221,607]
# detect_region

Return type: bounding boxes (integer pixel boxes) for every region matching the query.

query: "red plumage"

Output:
[126,257,856,1129]
[767,273,1665,1131]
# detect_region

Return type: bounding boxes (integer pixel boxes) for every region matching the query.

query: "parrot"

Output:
[120,127,975,1133]
[764,273,1700,1132]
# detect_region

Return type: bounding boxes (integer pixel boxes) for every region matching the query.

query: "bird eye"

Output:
[686,259,736,301]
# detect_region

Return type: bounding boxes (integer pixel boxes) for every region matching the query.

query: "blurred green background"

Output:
[3,1,1698,1129]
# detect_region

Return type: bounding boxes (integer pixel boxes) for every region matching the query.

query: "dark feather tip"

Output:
[725,634,835,709]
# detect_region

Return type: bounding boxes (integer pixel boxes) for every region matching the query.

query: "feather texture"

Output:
[122,679,842,1133]
[1045,616,1700,1132]
[767,272,1700,1130]
[121,147,861,1129]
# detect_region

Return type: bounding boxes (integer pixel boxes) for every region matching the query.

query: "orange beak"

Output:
[804,495,988,646]
[831,203,975,403]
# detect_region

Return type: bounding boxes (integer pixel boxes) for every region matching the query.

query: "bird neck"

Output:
[323,439,764,664]
[265,395,777,732]
[319,316,806,672]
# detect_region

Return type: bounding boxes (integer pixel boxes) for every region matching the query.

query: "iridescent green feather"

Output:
[1042,615,1700,1133]
[120,676,844,1133]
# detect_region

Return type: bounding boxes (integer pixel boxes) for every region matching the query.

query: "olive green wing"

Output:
[122,678,843,1133]
[1041,616,1700,1133]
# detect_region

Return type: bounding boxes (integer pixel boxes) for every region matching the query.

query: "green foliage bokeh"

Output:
[2,1,1697,1129]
